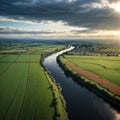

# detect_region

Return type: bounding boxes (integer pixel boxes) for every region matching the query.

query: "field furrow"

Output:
[0,44,66,120]
[0,55,19,62]
[0,63,28,120]
[0,55,20,76]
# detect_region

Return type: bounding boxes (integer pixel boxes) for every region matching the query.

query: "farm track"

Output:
[0,45,66,120]
[0,55,41,119]
[16,55,30,120]
[66,61,120,95]
[2,84,19,120]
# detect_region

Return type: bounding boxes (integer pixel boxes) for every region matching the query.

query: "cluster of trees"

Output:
[72,42,120,56]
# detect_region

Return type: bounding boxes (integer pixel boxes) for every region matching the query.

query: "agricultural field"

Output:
[0,42,66,120]
[62,55,120,86]
[0,42,65,55]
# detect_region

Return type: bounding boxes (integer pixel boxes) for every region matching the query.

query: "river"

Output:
[43,47,120,120]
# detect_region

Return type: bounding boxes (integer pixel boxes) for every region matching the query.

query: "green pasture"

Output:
[63,55,120,86]
[18,63,54,120]
[0,55,19,62]
[16,55,29,62]
[0,44,66,120]
[0,63,28,120]
[0,56,55,120]
[0,43,65,55]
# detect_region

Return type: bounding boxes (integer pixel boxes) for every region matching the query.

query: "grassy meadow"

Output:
[0,43,67,120]
[62,55,120,86]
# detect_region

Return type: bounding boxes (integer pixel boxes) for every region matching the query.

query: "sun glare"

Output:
[111,2,120,12]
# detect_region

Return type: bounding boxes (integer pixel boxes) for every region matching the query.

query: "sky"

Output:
[0,0,120,39]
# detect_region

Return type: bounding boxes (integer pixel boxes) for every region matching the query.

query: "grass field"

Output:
[62,55,120,86]
[0,44,67,120]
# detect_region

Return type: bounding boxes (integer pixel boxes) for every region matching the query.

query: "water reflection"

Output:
[44,47,120,120]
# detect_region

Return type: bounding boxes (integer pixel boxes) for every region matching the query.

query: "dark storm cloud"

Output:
[0,0,119,30]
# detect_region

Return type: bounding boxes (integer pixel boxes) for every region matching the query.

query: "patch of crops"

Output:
[64,55,120,86]
[0,55,19,62]
[0,63,28,120]
[16,55,29,62]
[0,44,66,120]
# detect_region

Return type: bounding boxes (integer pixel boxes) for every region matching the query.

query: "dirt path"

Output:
[66,61,120,95]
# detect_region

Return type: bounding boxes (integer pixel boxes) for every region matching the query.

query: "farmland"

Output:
[59,54,120,98]
[62,55,120,86]
[0,42,67,120]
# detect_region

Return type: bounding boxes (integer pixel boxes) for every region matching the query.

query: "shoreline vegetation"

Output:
[41,48,68,120]
[57,55,120,109]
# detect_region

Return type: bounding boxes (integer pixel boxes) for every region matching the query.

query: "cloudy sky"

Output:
[0,0,120,39]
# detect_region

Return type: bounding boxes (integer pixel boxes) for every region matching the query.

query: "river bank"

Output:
[43,46,120,120]
[57,55,120,109]
[41,47,71,120]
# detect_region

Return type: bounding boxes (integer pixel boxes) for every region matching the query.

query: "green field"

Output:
[0,44,67,120]
[62,55,120,86]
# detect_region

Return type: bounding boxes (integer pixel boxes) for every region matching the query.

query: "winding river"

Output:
[43,47,120,120]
